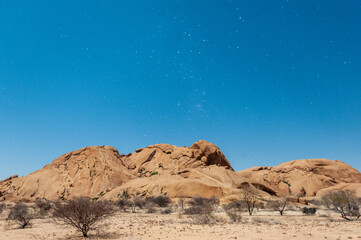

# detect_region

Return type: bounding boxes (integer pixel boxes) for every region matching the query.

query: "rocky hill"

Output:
[237,158,361,198]
[1,141,361,202]
[0,141,248,202]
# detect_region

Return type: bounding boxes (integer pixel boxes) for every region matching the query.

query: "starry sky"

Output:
[1,1,361,179]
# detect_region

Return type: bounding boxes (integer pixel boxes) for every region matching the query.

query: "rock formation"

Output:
[1,142,360,202]
[0,146,134,201]
[237,158,361,197]
[0,141,248,202]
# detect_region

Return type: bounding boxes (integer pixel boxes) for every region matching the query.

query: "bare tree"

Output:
[321,190,360,221]
[243,189,258,216]
[268,198,288,216]
[7,203,33,228]
[178,196,185,210]
[52,197,115,237]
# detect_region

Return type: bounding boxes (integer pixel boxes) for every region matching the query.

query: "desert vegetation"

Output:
[0,203,5,215]
[184,195,220,224]
[34,198,52,217]
[242,189,258,216]
[7,203,33,229]
[52,197,115,237]
[151,195,172,208]
[267,198,288,216]
[321,190,360,221]
[301,207,317,215]
[1,191,361,239]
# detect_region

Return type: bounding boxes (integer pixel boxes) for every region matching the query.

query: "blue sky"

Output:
[0,1,361,179]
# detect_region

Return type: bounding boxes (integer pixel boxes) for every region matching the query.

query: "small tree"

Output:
[7,203,33,228]
[268,198,288,216]
[321,190,360,221]
[243,189,258,216]
[52,197,115,237]
[178,196,185,210]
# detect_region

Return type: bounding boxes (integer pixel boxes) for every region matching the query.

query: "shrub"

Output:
[115,198,131,212]
[52,197,115,237]
[35,198,52,217]
[130,196,146,213]
[35,198,51,211]
[7,203,33,228]
[186,195,219,224]
[188,195,219,210]
[321,190,360,221]
[152,195,172,208]
[223,200,243,212]
[161,208,172,214]
[225,210,242,223]
[185,206,203,215]
[146,205,157,213]
[0,203,5,215]
[191,212,217,224]
[302,207,316,215]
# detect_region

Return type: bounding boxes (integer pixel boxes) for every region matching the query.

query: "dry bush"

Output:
[146,205,157,213]
[129,196,146,213]
[35,198,51,211]
[152,195,172,208]
[225,210,242,223]
[301,207,317,215]
[185,195,219,224]
[185,195,219,215]
[0,203,5,215]
[321,190,360,221]
[52,197,115,238]
[161,208,172,214]
[117,195,146,213]
[243,189,258,216]
[224,200,244,212]
[34,198,52,217]
[115,198,131,212]
[7,203,33,228]
[267,198,288,216]
[191,213,217,224]
[115,191,132,212]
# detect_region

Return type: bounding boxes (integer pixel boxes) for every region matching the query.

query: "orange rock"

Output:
[237,158,361,197]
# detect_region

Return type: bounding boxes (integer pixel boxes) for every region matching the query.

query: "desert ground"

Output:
[1,208,360,240]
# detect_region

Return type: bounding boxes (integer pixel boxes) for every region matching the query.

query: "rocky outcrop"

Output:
[0,141,243,202]
[237,158,361,197]
[121,140,233,178]
[1,143,360,202]
[0,146,135,201]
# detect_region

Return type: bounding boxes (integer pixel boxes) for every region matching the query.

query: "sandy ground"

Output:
[1,210,361,240]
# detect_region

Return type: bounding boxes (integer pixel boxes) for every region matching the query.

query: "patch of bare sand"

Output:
[1,212,361,240]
